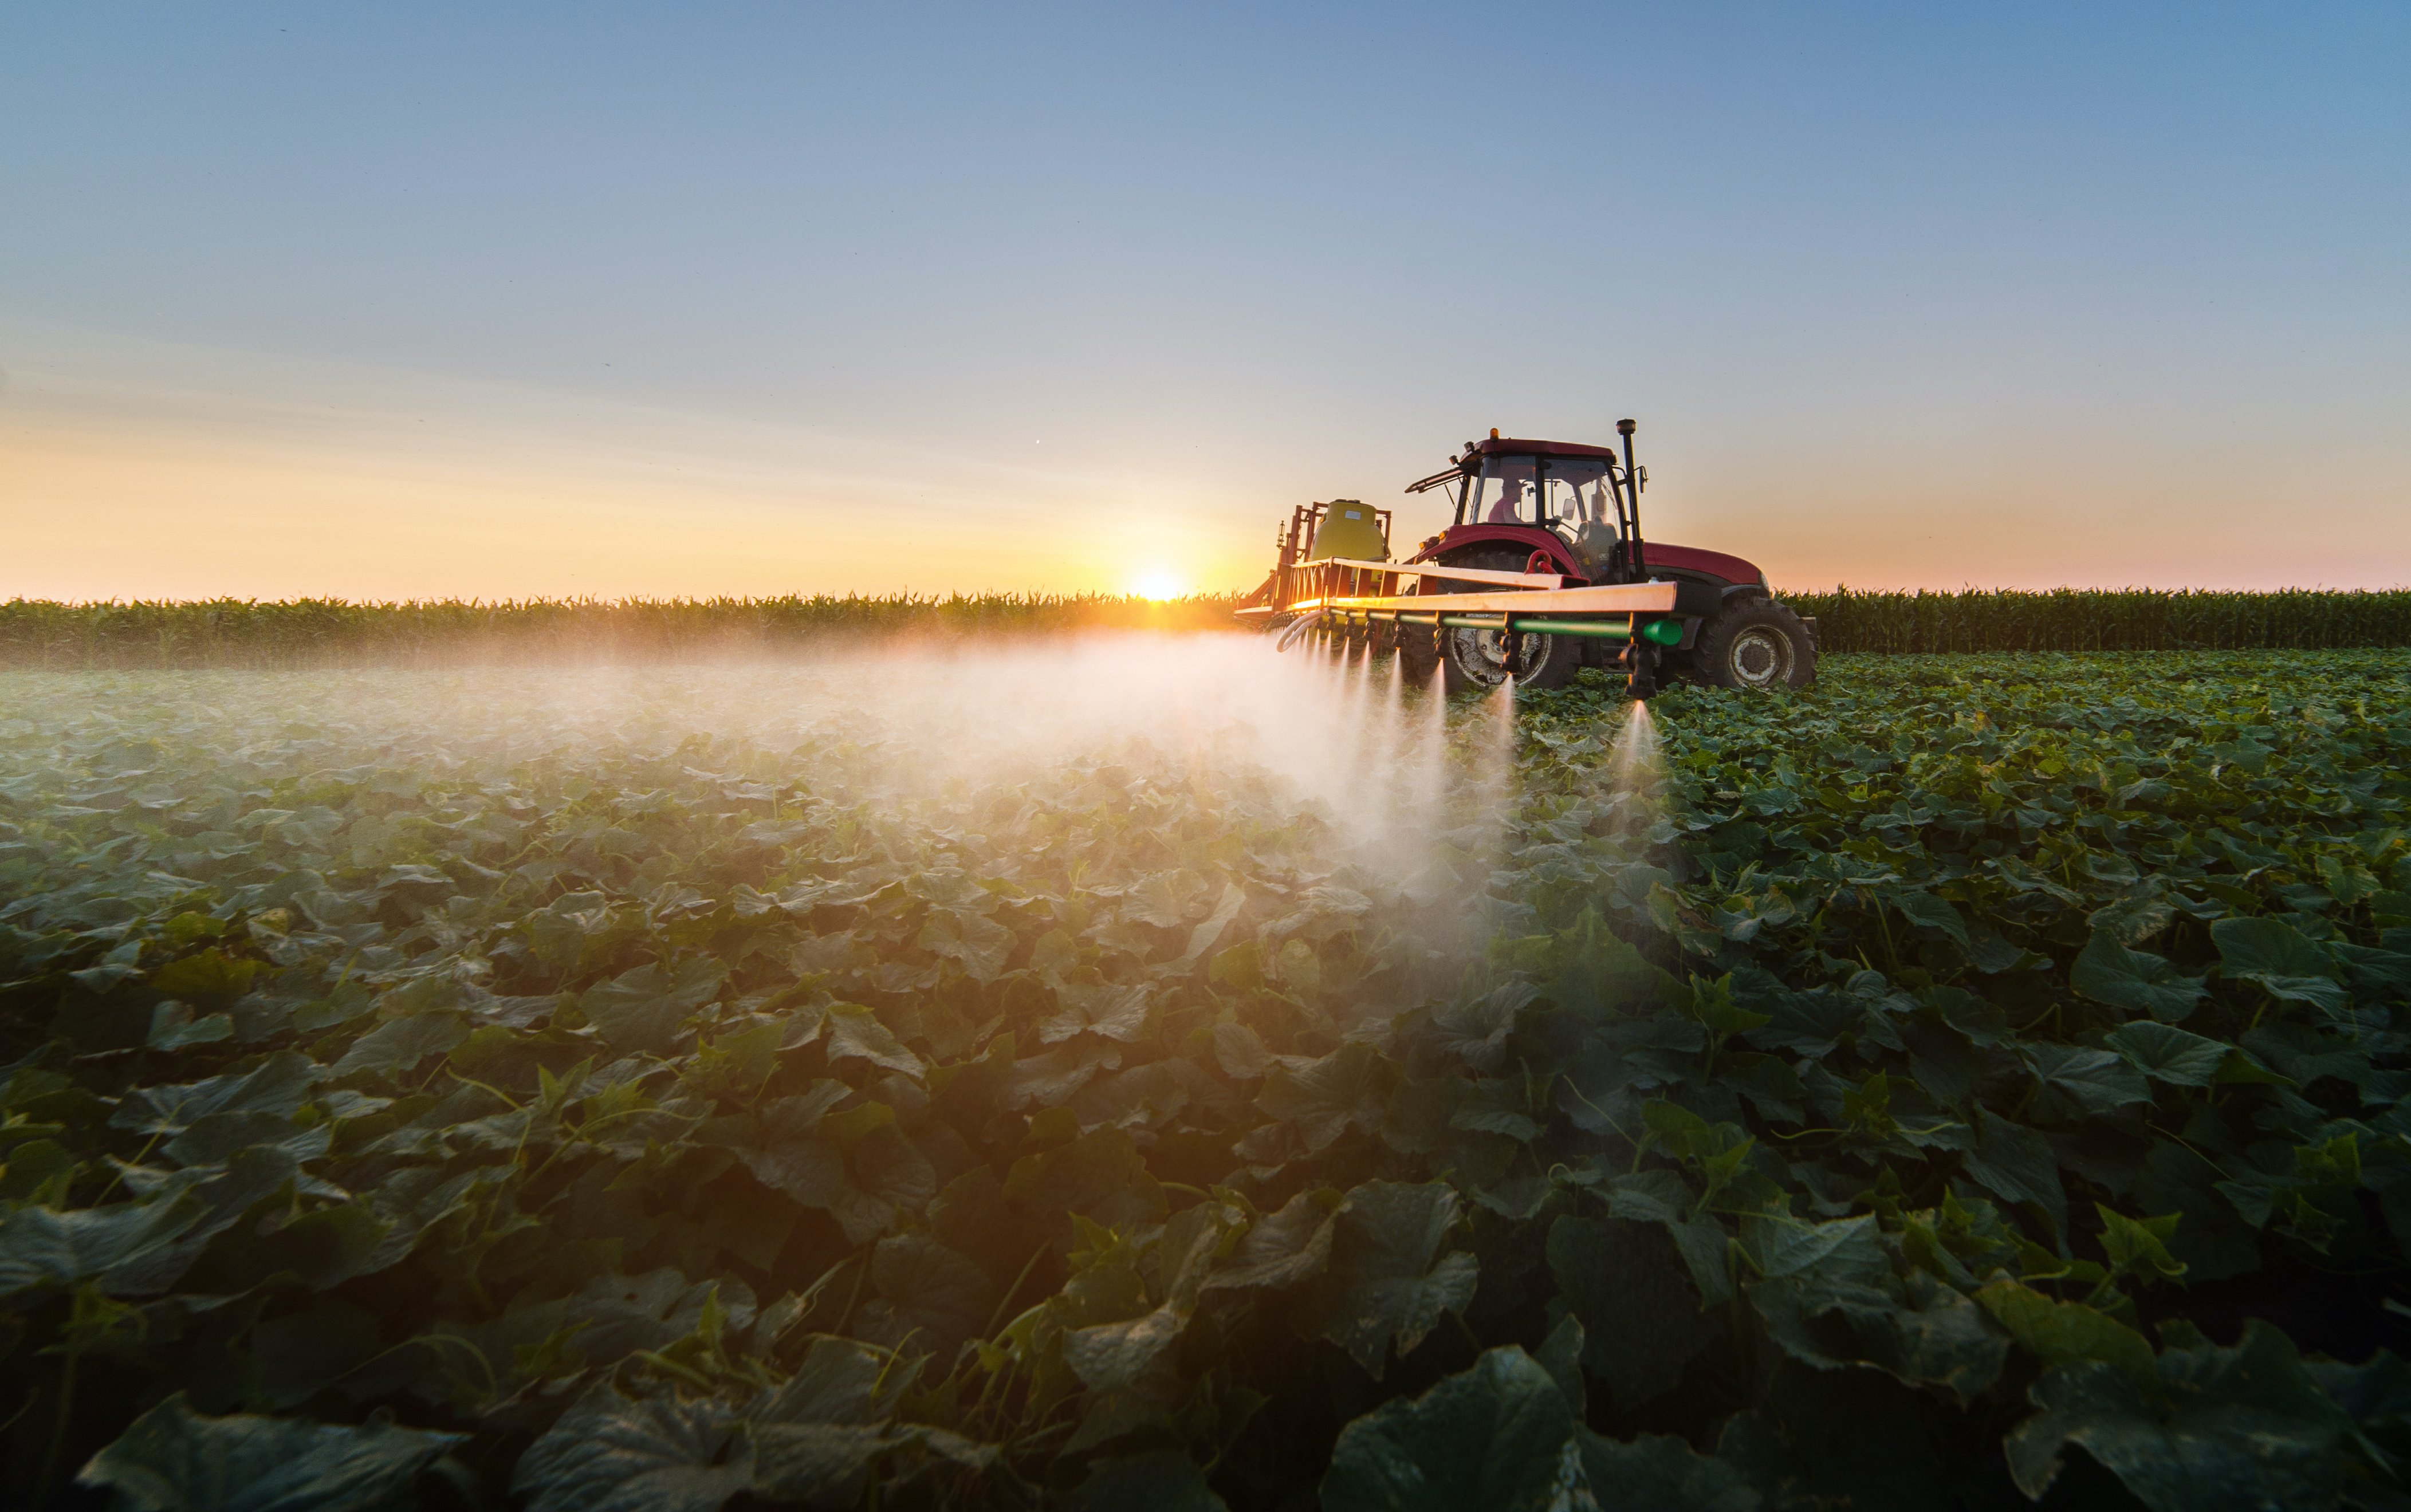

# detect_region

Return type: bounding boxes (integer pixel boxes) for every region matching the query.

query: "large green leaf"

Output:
[1320,1346,1580,1512]
[752,1335,906,1426]
[1202,1188,1339,1293]
[2106,1021,2240,1087]
[78,1393,463,1512]
[459,1269,757,1382]
[331,1013,467,1077]
[855,1234,996,1363]
[0,1196,204,1300]
[1001,1127,1166,1231]
[1297,1180,1481,1379]
[2003,1322,2351,1509]
[1751,1261,2008,1405]
[1064,1303,1186,1393]
[510,1380,754,1512]
[915,908,1016,982]
[1973,1281,2157,1388]
[820,1121,940,1245]
[1961,1109,2068,1239]
[111,1053,323,1136]
[2212,917,2348,1014]
[2026,1043,2153,1121]
[579,958,727,1055]
[1429,982,1536,1074]
[745,1424,893,1510]
[1547,1214,1713,1410]
[2071,931,2207,1022]
[710,1085,852,1202]
[1574,1430,1761,1512]
[0,1145,292,1298]
[1256,1041,1401,1152]
[823,1003,926,1076]
[1602,1170,1735,1307]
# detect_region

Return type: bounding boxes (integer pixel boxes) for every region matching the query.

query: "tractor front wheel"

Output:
[1692,598,1817,690]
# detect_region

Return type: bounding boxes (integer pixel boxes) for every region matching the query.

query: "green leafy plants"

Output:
[2,647,2408,1509]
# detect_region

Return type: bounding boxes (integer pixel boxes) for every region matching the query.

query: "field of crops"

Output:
[4,641,2409,1510]
[6,587,2409,668]
[0,596,1246,670]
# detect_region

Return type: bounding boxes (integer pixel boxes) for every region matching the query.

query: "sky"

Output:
[2,3,2406,601]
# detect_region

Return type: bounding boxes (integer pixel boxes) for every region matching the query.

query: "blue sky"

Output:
[3,3,2405,597]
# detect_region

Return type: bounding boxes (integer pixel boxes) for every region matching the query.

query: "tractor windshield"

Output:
[1468,455,1615,533]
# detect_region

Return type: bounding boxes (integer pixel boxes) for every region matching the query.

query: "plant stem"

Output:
[34,1349,78,1510]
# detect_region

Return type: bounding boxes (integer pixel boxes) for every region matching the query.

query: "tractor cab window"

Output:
[1469,455,1614,536]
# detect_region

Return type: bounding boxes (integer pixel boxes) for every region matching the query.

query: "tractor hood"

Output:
[1642,542,1763,588]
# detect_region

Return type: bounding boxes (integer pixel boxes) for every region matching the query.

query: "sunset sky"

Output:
[4,4,2406,600]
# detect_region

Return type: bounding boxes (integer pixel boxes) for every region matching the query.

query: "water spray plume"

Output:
[1481,674,1519,821]
[1606,696,1666,837]
[1417,656,1450,812]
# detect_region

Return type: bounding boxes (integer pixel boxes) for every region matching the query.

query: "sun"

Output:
[1130,570,1183,601]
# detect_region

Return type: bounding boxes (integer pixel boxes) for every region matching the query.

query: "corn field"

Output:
[1784,587,2411,653]
[0,593,1246,668]
[2,588,2406,668]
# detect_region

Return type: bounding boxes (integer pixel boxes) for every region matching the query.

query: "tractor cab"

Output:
[1463,447,1623,578]
[1403,434,1644,586]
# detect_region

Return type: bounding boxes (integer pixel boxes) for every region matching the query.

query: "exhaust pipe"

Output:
[1617,418,1645,583]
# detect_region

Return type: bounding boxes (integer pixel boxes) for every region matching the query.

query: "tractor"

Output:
[1240,420,1817,698]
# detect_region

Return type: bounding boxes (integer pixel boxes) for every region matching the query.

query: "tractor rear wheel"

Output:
[1425,548,1582,693]
[1693,598,1816,690]
[1438,624,1581,693]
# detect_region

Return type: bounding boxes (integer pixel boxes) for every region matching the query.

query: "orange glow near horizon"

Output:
[4,333,2406,603]
[0,361,1269,603]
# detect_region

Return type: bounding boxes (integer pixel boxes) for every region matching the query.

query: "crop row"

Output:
[5,587,2409,668]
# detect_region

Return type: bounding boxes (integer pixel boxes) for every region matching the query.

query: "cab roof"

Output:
[1469,437,1621,460]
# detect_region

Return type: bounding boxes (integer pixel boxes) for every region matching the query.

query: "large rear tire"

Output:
[1438,623,1581,692]
[1693,598,1816,690]
[1423,548,1582,693]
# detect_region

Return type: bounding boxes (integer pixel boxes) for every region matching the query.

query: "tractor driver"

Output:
[1485,478,1526,523]
[1571,483,1621,574]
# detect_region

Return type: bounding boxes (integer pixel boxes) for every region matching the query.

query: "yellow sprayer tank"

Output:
[1305,500,1387,562]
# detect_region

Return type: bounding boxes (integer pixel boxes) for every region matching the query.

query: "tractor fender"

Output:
[1666,580,1739,649]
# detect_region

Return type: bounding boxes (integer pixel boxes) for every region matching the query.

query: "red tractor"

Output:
[1242,420,1816,698]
